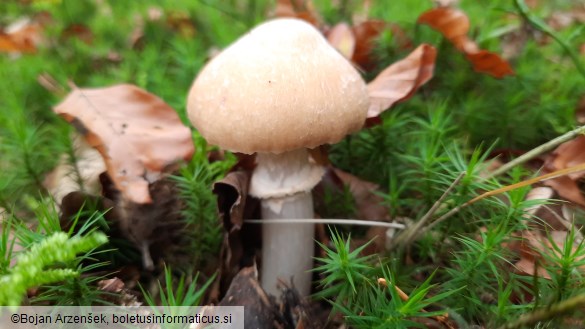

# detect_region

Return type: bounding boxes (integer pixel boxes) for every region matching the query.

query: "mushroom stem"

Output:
[250,149,324,297]
[261,193,315,296]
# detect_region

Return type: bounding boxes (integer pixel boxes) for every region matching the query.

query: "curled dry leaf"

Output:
[351,20,386,70]
[543,135,585,206]
[329,20,413,71]
[366,43,437,119]
[213,171,251,231]
[418,7,514,78]
[326,22,355,60]
[213,167,261,296]
[53,84,194,204]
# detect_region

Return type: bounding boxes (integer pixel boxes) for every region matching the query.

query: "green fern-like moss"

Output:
[0,231,108,306]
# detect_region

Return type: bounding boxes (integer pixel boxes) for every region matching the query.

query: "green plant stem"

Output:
[497,293,585,329]
[485,125,585,179]
[514,0,585,80]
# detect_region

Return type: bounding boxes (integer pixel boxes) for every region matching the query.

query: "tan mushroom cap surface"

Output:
[187,18,369,154]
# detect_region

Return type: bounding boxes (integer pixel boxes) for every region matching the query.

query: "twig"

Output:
[514,0,585,80]
[485,125,585,179]
[412,162,585,242]
[244,218,405,229]
[390,172,466,249]
[497,293,585,329]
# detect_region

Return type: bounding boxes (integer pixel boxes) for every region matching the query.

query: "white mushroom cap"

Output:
[187,18,369,154]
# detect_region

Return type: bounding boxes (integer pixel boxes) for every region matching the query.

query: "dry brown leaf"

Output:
[0,17,45,54]
[418,7,514,78]
[315,167,392,253]
[521,187,575,232]
[366,44,437,119]
[213,171,251,231]
[53,84,194,204]
[351,20,386,70]
[43,134,106,204]
[331,168,390,221]
[97,277,141,306]
[523,186,555,218]
[543,136,585,206]
[514,230,585,279]
[326,22,355,60]
[61,24,93,44]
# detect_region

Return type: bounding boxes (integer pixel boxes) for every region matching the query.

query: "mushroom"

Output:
[187,18,369,296]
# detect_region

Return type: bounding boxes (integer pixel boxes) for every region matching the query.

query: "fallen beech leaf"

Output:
[543,136,585,206]
[514,230,585,279]
[53,84,194,204]
[521,187,575,232]
[523,186,555,218]
[315,167,392,253]
[465,51,515,78]
[418,7,514,78]
[43,134,106,204]
[61,24,93,44]
[418,8,471,49]
[330,168,390,221]
[351,20,386,70]
[0,17,45,54]
[366,44,437,118]
[326,22,355,59]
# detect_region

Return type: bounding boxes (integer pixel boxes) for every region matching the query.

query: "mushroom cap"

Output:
[187,18,369,154]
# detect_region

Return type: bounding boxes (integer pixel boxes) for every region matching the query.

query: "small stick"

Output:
[244,218,405,229]
[484,125,585,180]
[413,162,585,243]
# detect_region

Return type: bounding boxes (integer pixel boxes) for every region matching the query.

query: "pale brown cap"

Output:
[187,18,369,154]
